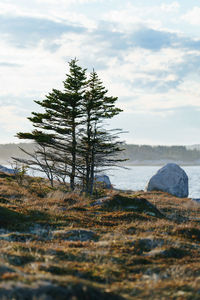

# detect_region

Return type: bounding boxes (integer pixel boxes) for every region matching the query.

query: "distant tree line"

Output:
[1,143,200,167]
[14,59,125,194]
[121,145,200,162]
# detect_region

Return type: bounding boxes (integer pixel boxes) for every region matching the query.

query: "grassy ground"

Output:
[0,172,199,299]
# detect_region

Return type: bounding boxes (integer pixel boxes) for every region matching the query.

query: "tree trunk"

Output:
[89,124,97,195]
[85,114,92,195]
[71,120,76,191]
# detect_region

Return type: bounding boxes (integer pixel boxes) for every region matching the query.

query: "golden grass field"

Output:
[0,172,199,299]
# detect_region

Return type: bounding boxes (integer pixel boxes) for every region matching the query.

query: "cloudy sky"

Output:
[1,0,200,145]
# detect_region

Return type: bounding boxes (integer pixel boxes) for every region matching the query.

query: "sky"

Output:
[1,0,200,145]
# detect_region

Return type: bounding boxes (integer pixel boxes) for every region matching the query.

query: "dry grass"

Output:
[0,173,199,299]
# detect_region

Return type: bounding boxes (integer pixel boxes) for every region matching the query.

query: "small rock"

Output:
[95,175,112,189]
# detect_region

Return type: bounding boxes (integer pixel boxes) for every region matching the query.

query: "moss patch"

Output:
[0,207,27,228]
[101,194,164,218]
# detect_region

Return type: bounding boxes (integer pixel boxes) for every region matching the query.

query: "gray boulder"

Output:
[95,175,112,188]
[146,163,188,198]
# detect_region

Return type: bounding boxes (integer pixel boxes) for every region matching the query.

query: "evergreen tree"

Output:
[81,70,125,194]
[17,59,87,190]
[16,60,126,193]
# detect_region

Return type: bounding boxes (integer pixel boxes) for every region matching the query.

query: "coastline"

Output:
[124,160,200,166]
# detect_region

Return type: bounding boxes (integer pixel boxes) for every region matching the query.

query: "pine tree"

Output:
[17,59,87,190]
[16,60,126,193]
[81,70,125,194]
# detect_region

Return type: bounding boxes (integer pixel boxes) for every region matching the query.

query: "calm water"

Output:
[107,166,200,198]
[26,165,200,198]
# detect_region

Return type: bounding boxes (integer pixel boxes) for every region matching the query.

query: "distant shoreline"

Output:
[124,161,200,166]
[0,143,200,167]
[2,161,200,168]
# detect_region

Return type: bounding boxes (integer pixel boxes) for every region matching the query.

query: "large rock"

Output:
[95,175,112,188]
[146,163,188,198]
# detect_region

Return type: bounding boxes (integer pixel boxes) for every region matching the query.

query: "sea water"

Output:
[27,165,200,198]
[107,166,200,198]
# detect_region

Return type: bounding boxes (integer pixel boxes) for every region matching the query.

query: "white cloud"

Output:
[96,47,184,92]
[182,7,200,25]
[36,0,98,3]
[125,48,185,72]
[122,78,200,113]
[103,4,162,31]
[0,40,64,97]
[0,1,97,29]
[1,16,200,118]
[93,45,200,115]
[0,106,29,131]
[103,2,182,32]
[161,2,180,12]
